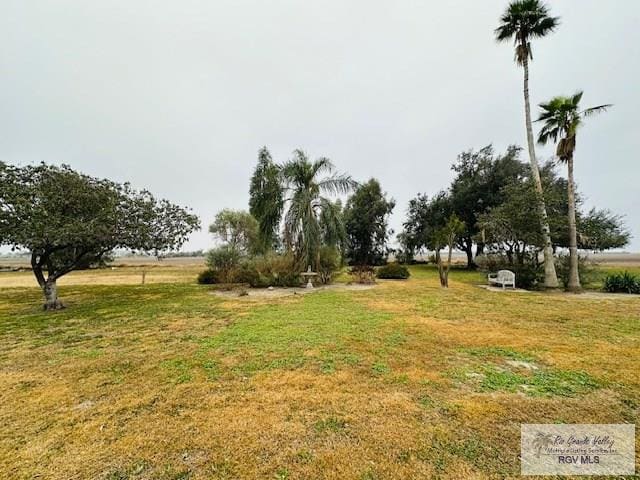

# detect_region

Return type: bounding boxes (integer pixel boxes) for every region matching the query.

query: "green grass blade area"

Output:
[0,264,638,479]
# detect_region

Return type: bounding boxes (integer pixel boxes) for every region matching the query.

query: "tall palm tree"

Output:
[280,150,356,270]
[495,0,560,288]
[537,92,611,291]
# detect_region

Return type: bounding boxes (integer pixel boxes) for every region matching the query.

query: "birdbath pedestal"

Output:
[300,266,318,289]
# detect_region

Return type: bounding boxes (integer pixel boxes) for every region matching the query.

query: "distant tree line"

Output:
[398,145,629,287]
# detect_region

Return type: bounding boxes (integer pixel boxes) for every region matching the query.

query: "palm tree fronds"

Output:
[317,174,357,196]
[279,151,353,269]
[318,197,346,249]
[311,157,335,177]
[495,0,559,65]
[529,15,559,38]
[536,92,610,159]
[582,104,613,117]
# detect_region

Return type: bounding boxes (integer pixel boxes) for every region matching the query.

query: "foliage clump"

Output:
[197,269,219,285]
[554,254,597,290]
[376,263,410,280]
[204,245,243,283]
[603,272,640,294]
[198,252,302,288]
[348,265,376,284]
[343,178,395,266]
[317,246,341,285]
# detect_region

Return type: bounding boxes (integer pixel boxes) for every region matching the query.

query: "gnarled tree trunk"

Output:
[43,279,64,310]
[462,238,476,270]
[566,154,581,291]
[436,249,448,288]
[522,55,559,289]
[31,251,65,310]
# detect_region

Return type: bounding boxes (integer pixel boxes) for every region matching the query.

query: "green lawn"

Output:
[0,265,638,479]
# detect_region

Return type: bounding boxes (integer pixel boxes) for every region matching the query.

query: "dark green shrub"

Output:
[603,272,640,294]
[376,263,410,279]
[233,262,261,285]
[554,254,597,289]
[318,246,340,284]
[279,271,303,287]
[510,263,542,290]
[197,269,220,284]
[242,253,301,288]
[205,246,242,283]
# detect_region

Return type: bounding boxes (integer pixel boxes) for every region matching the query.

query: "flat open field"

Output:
[1,265,638,479]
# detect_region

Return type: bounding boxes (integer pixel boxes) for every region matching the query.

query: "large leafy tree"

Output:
[478,172,550,265]
[495,0,560,288]
[249,147,283,253]
[577,209,629,252]
[399,193,433,261]
[208,209,259,255]
[0,162,200,309]
[280,150,356,270]
[449,145,525,268]
[343,178,395,266]
[537,91,611,291]
[401,191,453,257]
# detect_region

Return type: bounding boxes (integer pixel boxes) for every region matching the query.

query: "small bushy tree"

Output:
[578,209,629,251]
[400,192,463,287]
[435,215,465,288]
[209,209,259,255]
[317,245,340,284]
[205,245,243,283]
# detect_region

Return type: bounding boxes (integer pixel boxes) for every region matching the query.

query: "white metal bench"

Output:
[488,270,516,289]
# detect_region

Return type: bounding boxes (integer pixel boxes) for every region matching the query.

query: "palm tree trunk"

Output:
[522,55,559,288]
[566,154,581,291]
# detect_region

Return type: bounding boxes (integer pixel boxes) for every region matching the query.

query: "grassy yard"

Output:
[0,265,638,479]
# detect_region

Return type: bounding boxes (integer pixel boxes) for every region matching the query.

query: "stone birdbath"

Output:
[300,265,318,289]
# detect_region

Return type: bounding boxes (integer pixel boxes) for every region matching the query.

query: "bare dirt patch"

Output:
[476,285,532,293]
[209,283,375,299]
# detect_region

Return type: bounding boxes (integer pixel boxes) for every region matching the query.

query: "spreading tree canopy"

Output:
[449,145,525,267]
[478,163,629,262]
[0,162,200,309]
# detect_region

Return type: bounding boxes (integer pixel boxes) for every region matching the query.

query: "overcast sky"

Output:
[2,0,639,251]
